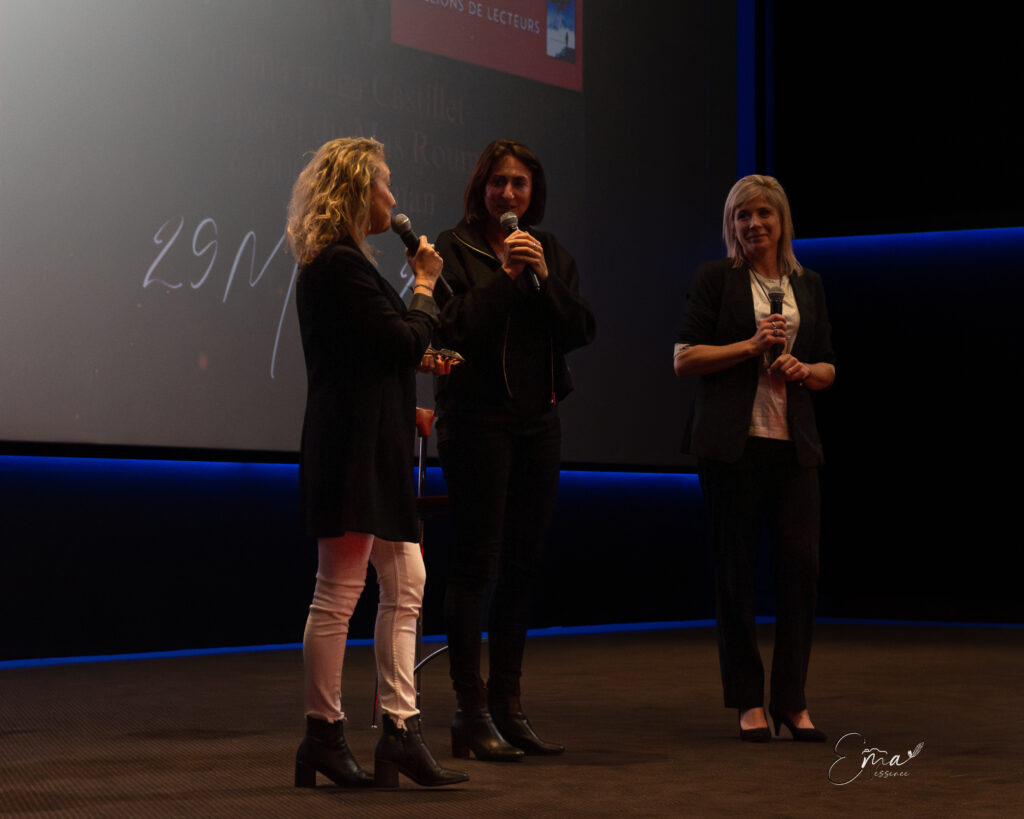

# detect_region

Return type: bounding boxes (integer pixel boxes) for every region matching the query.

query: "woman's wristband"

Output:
[413,283,434,295]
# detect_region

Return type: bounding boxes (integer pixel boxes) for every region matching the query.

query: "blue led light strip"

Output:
[3,617,1019,670]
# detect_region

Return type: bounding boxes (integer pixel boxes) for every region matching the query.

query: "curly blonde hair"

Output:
[722,174,803,277]
[286,137,385,265]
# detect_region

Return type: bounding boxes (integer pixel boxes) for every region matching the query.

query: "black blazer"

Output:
[676,258,835,467]
[295,238,437,540]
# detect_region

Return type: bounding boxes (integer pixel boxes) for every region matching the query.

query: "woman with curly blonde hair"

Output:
[288,137,467,789]
[287,137,384,264]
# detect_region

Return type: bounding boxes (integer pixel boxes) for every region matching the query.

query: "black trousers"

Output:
[438,410,561,699]
[698,437,820,713]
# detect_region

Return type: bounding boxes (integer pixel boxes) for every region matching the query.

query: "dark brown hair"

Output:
[463,139,547,227]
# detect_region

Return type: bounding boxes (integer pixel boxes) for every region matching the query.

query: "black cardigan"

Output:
[295,238,437,540]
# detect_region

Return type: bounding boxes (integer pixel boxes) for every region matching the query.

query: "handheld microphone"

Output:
[390,213,420,256]
[390,213,452,298]
[767,286,785,364]
[500,211,540,291]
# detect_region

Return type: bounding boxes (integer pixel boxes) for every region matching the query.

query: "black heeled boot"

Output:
[489,693,565,755]
[450,689,525,762]
[374,713,469,788]
[294,715,373,788]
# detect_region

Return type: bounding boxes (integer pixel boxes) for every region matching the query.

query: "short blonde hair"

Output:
[722,174,802,276]
[286,137,384,265]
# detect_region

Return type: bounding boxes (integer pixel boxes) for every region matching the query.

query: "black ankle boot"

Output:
[489,693,565,756]
[294,716,373,788]
[451,689,525,762]
[374,714,469,788]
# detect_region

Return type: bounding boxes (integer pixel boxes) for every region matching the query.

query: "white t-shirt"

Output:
[748,271,799,441]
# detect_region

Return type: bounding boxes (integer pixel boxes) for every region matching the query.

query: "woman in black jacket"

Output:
[675,175,835,743]
[287,137,466,788]
[433,139,596,762]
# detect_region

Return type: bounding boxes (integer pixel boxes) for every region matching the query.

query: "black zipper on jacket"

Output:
[451,229,556,404]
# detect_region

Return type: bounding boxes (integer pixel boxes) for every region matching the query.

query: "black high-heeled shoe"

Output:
[294,715,374,788]
[374,713,469,788]
[738,709,771,743]
[489,694,564,755]
[769,707,827,743]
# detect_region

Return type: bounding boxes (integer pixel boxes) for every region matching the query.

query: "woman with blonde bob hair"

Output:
[675,174,836,744]
[288,137,467,789]
[722,174,801,278]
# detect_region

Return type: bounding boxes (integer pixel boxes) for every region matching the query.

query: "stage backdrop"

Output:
[0,0,736,466]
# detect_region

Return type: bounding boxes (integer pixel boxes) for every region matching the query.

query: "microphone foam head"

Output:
[500,211,519,233]
[391,213,411,234]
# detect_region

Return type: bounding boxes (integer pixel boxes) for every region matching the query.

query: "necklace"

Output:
[749,267,787,303]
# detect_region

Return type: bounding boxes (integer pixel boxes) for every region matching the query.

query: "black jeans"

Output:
[698,437,820,713]
[439,410,561,699]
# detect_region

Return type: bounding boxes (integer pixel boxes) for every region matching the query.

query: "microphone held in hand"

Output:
[391,213,451,297]
[500,211,540,291]
[499,210,519,235]
[767,286,784,364]
[390,212,420,256]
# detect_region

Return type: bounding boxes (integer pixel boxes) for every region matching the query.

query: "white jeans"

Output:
[303,533,425,725]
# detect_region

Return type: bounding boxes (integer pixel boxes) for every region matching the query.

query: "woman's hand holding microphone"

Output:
[751,314,810,382]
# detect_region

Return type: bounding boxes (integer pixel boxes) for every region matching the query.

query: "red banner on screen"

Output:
[391,0,582,92]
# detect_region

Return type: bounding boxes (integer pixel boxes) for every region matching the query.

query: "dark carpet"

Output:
[1,624,1021,817]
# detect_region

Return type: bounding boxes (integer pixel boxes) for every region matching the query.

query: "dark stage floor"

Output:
[1,624,1021,817]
